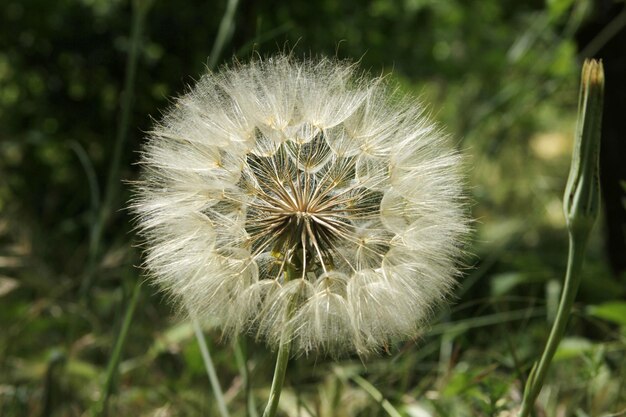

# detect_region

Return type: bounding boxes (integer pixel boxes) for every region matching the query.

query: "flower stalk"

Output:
[262,271,298,417]
[518,59,604,417]
[92,280,142,417]
[262,333,292,417]
[192,318,231,417]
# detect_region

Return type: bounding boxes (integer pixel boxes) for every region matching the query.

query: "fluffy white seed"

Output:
[131,55,469,356]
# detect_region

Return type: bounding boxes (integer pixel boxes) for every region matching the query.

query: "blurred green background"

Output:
[1,0,625,416]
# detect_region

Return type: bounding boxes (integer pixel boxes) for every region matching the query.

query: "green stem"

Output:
[208,0,240,70]
[260,269,300,417]
[192,318,231,417]
[234,338,258,417]
[350,374,403,417]
[80,0,151,299]
[41,350,66,417]
[579,9,626,59]
[262,336,291,417]
[103,1,145,218]
[92,280,142,417]
[518,236,586,417]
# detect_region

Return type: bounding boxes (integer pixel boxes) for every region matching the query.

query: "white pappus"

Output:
[131,55,469,356]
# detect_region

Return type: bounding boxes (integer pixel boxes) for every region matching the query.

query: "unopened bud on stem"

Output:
[519,58,604,417]
[563,59,604,239]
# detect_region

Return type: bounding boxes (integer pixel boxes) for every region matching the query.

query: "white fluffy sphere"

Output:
[132,56,469,356]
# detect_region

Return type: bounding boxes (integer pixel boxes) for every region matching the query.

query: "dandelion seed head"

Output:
[132,56,469,356]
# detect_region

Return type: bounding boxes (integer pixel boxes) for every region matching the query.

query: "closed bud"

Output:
[563,59,603,239]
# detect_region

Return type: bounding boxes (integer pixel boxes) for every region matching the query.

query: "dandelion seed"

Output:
[131,55,469,356]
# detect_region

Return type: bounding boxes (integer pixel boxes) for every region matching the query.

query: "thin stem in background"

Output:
[92,280,142,417]
[350,375,403,417]
[579,9,626,59]
[69,141,101,221]
[234,338,258,417]
[80,0,152,299]
[208,0,240,70]
[41,351,66,417]
[192,318,231,417]
[332,368,402,417]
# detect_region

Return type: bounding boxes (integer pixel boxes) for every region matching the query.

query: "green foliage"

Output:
[1,0,624,416]
[588,301,626,327]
